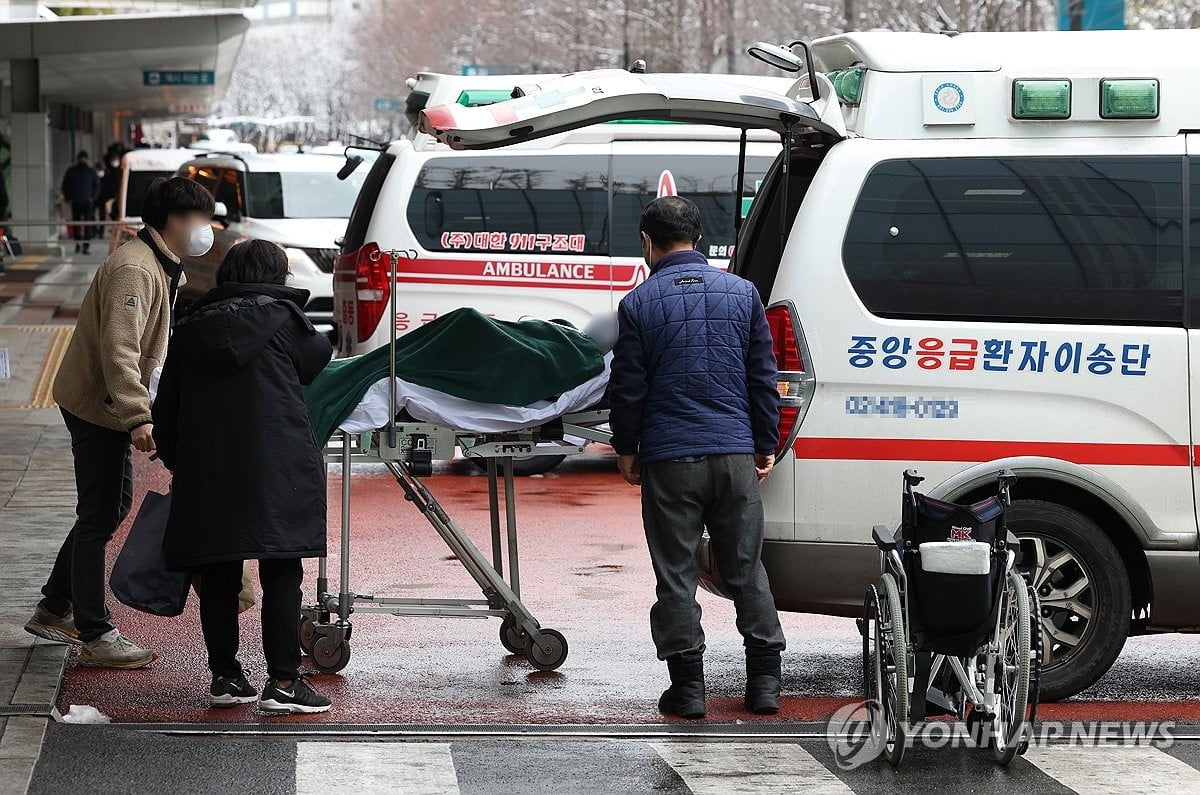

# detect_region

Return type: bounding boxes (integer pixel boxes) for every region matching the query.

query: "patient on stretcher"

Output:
[303,308,615,440]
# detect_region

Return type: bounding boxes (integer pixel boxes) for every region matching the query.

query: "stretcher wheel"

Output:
[311,635,351,674]
[299,617,318,655]
[526,628,568,671]
[992,570,1032,766]
[500,616,530,655]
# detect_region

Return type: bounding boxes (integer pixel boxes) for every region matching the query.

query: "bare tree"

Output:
[219,0,1200,140]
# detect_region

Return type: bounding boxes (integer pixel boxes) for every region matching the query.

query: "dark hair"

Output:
[76,150,89,161]
[140,176,216,230]
[216,239,289,286]
[639,196,702,249]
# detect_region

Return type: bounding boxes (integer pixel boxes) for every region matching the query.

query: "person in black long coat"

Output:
[153,239,333,714]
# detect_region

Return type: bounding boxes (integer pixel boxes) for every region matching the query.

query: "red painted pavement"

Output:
[56,447,1200,725]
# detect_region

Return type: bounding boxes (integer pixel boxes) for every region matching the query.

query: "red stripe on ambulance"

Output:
[793,437,1192,467]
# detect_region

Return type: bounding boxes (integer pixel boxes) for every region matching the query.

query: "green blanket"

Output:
[305,308,604,442]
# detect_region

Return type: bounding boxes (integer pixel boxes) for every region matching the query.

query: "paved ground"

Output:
[51,450,1200,729]
[0,412,75,795]
[8,248,1200,792]
[26,727,1200,794]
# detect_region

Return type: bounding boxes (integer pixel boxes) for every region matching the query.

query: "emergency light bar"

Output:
[828,67,865,106]
[1100,79,1159,119]
[1012,79,1072,120]
[456,89,515,107]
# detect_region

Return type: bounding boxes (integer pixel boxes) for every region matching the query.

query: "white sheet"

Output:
[337,353,611,434]
[919,541,992,576]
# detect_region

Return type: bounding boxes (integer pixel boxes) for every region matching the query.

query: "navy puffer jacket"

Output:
[609,249,780,464]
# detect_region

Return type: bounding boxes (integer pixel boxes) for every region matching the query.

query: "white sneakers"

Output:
[77,630,155,669]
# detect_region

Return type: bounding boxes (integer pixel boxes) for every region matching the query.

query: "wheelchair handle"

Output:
[997,468,1018,506]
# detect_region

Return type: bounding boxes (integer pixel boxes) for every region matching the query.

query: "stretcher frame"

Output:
[301,247,609,674]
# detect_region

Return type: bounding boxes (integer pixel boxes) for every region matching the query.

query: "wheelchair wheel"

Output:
[992,570,1032,765]
[867,573,908,767]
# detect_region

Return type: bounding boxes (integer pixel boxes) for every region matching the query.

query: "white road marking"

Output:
[651,741,852,794]
[295,741,459,794]
[1023,745,1200,793]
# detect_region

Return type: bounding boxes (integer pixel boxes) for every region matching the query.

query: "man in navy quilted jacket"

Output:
[610,195,785,719]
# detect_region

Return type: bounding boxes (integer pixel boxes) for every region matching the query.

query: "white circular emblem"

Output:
[933,82,965,113]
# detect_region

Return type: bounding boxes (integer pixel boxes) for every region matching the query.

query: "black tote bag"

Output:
[110,489,191,617]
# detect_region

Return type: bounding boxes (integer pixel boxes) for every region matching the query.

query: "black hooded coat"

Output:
[152,283,333,571]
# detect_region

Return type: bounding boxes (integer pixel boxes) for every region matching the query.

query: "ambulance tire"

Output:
[1008,500,1130,702]
[470,455,567,477]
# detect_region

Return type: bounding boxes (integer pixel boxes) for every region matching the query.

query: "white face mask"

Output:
[187,224,214,257]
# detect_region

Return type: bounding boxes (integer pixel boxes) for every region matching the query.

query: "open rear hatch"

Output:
[417,69,841,149]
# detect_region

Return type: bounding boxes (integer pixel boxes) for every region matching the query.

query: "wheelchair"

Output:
[858,469,1040,767]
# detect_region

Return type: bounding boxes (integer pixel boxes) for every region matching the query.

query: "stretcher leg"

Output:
[383,458,568,671]
[487,457,503,577]
[501,457,521,599]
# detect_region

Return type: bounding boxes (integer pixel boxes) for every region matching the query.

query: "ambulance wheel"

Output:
[311,636,351,674]
[866,574,907,767]
[500,615,530,655]
[526,629,568,671]
[993,570,1032,766]
[1010,500,1130,701]
[299,616,317,655]
[470,455,567,477]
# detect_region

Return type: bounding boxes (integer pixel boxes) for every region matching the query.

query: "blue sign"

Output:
[373,97,403,113]
[1058,0,1123,30]
[143,70,215,87]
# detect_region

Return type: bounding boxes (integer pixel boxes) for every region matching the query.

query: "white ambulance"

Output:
[333,71,792,357]
[106,148,195,253]
[418,29,1200,700]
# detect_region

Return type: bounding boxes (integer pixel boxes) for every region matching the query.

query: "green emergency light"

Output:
[1100,79,1159,119]
[1012,79,1072,120]
[455,89,514,107]
[827,67,865,106]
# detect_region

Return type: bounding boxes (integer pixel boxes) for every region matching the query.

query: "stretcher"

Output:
[301,249,612,674]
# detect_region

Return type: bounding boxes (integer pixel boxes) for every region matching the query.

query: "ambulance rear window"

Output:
[408,156,609,256]
[843,156,1183,326]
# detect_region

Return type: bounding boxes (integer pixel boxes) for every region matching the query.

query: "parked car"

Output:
[416,28,1200,701]
[107,148,195,253]
[175,152,368,336]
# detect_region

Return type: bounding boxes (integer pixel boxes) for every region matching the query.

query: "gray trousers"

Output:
[641,454,786,660]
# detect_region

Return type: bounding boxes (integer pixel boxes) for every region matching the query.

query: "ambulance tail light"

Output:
[336,241,390,344]
[765,302,814,458]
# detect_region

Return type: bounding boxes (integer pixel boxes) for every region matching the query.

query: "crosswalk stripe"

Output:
[651,741,852,794]
[1023,745,1200,794]
[295,741,460,795]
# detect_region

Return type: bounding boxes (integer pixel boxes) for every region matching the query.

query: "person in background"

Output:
[609,196,786,719]
[153,240,333,714]
[62,150,101,254]
[24,177,215,667]
[99,143,126,222]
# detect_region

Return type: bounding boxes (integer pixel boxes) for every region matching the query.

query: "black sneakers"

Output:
[259,677,332,714]
[210,673,258,707]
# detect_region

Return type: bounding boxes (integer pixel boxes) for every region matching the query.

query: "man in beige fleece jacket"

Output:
[25,177,214,668]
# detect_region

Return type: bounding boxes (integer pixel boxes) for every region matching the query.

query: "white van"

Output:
[176,152,367,335]
[333,71,790,357]
[417,29,1200,700]
[107,148,195,253]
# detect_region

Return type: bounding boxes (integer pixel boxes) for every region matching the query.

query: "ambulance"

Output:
[418,29,1200,700]
[333,71,793,358]
[106,147,195,253]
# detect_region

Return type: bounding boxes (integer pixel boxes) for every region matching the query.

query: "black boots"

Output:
[659,653,706,718]
[745,650,782,714]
